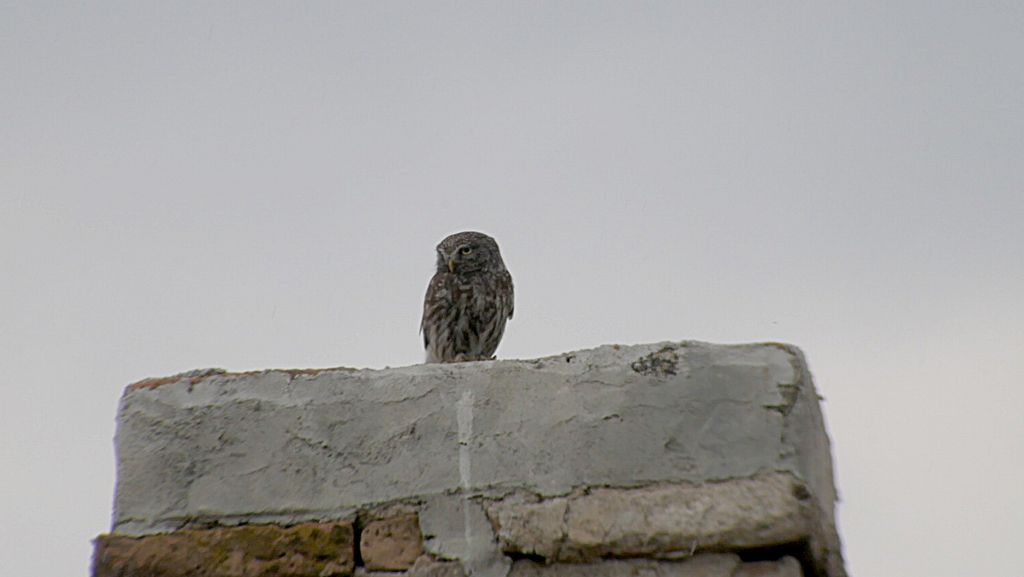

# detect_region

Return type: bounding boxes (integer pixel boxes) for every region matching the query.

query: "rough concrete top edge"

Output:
[125,366,358,392]
[124,340,806,394]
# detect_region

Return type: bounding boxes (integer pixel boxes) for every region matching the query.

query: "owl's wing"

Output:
[420,272,450,348]
[501,270,514,320]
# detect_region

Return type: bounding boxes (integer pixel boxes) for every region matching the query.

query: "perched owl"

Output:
[421,231,514,363]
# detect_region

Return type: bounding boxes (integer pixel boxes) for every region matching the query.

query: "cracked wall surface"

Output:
[96,341,844,577]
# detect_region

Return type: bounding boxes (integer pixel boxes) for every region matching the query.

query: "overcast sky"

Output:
[2,2,1023,576]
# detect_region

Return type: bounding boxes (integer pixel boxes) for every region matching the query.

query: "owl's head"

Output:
[436,231,506,274]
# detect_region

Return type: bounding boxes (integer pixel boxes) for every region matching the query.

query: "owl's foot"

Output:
[446,353,497,363]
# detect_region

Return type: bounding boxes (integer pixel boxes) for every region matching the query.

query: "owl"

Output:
[421,231,514,363]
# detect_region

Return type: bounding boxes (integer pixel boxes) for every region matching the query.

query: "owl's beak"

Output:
[448,259,457,273]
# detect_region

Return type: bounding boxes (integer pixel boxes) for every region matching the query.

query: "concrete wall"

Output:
[94,341,845,577]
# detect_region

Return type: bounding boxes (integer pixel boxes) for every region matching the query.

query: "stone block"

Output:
[508,553,742,577]
[92,521,355,577]
[408,555,468,577]
[733,556,803,577]
[360,513,426,571]
[353,555,465,577]
[488,472,810,562]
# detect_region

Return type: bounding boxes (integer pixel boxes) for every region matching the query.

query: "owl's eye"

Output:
[460,246,474,255]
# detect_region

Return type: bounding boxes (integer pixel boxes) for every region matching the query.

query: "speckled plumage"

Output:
[421,231,514,363]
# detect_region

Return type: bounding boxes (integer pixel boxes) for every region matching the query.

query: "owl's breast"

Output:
[450,276,498,318]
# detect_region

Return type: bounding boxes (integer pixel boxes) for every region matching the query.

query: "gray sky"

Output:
[2,2,1022,575]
